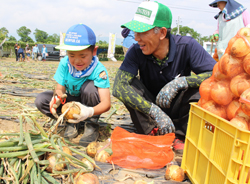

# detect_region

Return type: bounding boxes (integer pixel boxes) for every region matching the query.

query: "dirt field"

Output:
[0,57,126,137]
[0,57,189,184]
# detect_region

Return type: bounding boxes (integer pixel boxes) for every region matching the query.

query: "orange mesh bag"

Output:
[107,127,175,169]
[198,28,250,122]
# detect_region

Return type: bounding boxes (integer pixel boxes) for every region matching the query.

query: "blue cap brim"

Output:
[55,44,91,51]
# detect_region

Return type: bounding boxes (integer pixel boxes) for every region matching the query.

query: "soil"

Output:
[0,57,189,184]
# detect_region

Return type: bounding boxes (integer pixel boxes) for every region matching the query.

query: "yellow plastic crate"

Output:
[181,103,250,184]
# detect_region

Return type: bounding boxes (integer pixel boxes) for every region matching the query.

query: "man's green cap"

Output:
[121,1,172,33]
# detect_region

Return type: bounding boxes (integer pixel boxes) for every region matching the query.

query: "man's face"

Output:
[67,46,98,71]
[134,28,161,56]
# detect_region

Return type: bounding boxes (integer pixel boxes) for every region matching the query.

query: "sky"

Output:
[1,0,250,45]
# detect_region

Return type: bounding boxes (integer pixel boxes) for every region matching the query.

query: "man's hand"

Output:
[156,76,188,108]
[67,102,94,124]
[149,103,175,134]
[49,94,67,118]
[210,34,219,42]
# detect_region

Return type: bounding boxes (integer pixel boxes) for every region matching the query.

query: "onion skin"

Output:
[74,173,99,184]
[165,165,185,182]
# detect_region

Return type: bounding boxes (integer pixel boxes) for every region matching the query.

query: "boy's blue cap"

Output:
[56,23,96,51]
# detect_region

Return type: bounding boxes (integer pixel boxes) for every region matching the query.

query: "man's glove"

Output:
[149,103,175,134]
[49,94,67,118]
[67,102,94,124]
[156,76,188,108]
[210,34,219,42]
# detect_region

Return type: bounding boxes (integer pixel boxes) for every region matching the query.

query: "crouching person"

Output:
[112,1,216,155]
[35,23,111,146]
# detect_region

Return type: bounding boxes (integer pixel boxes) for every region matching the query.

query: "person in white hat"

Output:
[209,0,250,59]
[113,1,216,155]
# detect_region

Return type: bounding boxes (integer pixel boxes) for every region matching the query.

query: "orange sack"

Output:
[107,127,175,169]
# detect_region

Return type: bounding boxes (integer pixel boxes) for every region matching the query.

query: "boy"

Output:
[35,23,111,146]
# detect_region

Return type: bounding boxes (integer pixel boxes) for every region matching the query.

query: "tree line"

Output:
[0,26,60,44]
[0,25,211,46]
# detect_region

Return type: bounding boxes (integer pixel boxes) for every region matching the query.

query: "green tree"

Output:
[46,33,59,43]
[8,36,17,42]
[17,26,32,42]
[171,26,201,40]
[0,27,9,40]
[34,28,48,42]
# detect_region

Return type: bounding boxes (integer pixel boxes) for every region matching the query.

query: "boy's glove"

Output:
[67,102,94,124]
[210,34,219,42]
[149,103,175,134]
[156,77,188,108]
[50,94,67,118]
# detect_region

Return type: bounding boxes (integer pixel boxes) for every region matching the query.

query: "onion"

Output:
[95,150,110,163]
[62,146,72,156]
[61,102,81,120]
[81,158,94,171]
[165,165,185,182]
[74,173,99,184]
[46,153,66,173]
[86,142,98,158]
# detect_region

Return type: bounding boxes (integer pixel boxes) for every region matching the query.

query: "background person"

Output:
[32,44,39,61]
[26,47,31,62]
[209,0,250,59]
[41,44,47,61]
[14,43,18,61]
[35,23,111,146]
[112,1,216,155]
[121,27,137,56]
[17,46,25,62]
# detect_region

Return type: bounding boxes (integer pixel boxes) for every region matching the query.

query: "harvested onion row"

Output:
[0,115,98,184]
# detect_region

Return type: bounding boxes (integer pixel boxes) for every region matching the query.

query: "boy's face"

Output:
[67,46,98,71]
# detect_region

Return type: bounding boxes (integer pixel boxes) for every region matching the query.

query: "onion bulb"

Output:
[95,150,110,163]
[86,142,98,158]
[165,165,185,182]
[74,173,99,184]
[81,158,94,171]
[61,102,81,120]
[62,146,72,156]
[46,153,66,173]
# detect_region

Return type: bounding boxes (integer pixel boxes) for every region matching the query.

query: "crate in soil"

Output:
[181,103,250,184]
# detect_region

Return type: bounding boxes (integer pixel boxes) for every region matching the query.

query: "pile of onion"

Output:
[86,141,111,163]
[165,165,185,182]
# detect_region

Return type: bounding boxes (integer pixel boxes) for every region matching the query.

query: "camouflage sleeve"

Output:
[186,71,213,88]
[112,69,152,114]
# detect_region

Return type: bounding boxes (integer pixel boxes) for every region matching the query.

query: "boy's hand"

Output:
[67,102,94,124]
[149,103,175,134]
[49,94,67,118]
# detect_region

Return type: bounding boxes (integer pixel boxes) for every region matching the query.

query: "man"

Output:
[32,44,39,61]
[112,1,216,155]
